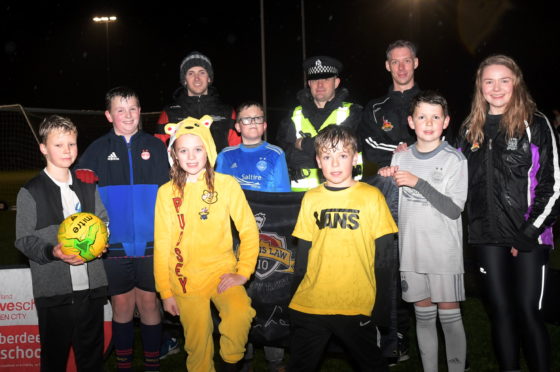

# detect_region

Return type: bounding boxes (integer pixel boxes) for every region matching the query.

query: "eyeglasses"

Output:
[238,116,265,125]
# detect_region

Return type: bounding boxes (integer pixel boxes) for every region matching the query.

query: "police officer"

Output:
[276,56,363,191]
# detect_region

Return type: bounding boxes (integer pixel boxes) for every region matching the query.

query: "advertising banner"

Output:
[0,267,112,371]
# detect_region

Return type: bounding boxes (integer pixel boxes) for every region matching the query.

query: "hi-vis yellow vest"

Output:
[290,103,363,191]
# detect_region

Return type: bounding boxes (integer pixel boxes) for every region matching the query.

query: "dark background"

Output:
[1,0,558,139]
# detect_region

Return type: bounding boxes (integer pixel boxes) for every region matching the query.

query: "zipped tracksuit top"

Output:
[458,112,560,251]
[359,85,420,167]
[77,129,169,257]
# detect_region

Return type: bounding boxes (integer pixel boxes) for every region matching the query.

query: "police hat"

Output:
[303,56,342,80]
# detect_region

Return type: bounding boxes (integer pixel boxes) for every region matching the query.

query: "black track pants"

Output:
[475,245,550,372]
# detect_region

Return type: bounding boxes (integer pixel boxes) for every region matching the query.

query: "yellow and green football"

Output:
[57,212,108,262]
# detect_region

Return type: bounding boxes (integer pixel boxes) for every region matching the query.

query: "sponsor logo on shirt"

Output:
[234,174,262,189]
[107,152,120,161]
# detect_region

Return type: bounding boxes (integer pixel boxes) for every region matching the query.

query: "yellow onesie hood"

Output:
[165,115,217,167]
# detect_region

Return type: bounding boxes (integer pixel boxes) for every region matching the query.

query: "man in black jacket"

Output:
[359,40,420,170]
[276,55,362,191]
[358,40,422,366]
[155,51,240,152]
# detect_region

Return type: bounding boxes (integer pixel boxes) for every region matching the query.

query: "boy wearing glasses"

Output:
[216,101,291,192]
[216,100,290,371]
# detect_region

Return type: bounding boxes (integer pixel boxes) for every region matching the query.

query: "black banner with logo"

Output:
[243,190,304,347]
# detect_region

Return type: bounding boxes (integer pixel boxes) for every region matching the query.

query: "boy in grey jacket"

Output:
[15,115,108,371]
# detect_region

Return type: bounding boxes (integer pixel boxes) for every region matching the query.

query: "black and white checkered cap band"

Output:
[183,53,212,66]
[308,65,337,75]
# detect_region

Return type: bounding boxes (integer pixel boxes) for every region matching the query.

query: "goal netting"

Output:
[0,105,160,171]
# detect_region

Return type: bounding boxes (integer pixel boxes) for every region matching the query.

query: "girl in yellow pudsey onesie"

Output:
[153,116,259,372]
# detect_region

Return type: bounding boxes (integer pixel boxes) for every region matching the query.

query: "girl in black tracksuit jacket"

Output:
[459,55,560,372]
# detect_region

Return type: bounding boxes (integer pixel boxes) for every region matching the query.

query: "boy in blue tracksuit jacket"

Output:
[76,86,169,371]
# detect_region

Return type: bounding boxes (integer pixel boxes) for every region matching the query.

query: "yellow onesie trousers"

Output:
[176,282,256,372]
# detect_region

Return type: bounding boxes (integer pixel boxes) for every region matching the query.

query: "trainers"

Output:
[396,348,409,362]
[388,332,410,367]
[387,351,409,367]
[160,337,180,360]
[396,331,409,361]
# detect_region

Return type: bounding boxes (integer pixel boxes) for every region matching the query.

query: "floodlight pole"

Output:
[260,0,267,141]
[301,0,307,87]
[93,16,117,89]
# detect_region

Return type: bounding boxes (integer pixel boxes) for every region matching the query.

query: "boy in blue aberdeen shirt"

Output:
[217,100,290,192]
[216,101,290,371]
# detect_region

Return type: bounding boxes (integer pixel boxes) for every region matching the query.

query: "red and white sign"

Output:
[0,268,112,371]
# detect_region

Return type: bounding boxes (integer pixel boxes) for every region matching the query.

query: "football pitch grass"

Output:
[1,170,559,370]
[100,297,559,372]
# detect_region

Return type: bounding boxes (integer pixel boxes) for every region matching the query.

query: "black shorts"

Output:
[103,256,156,296]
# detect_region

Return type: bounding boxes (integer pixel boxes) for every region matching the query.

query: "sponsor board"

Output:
[0,268,112,371]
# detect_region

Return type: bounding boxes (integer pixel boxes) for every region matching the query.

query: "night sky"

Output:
[1,0,558,137]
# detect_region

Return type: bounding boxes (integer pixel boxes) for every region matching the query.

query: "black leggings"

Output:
[475,245,550,372]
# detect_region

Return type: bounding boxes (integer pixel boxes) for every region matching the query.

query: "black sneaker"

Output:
[160,337,180,360]
[387,357,399,367]
[387,334,410,367]
[396,332,409,362]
